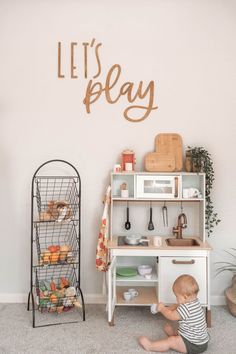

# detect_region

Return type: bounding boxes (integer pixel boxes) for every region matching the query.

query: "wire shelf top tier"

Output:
[34,176,80,222]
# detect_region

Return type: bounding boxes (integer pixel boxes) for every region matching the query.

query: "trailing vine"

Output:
[186,146,220,237]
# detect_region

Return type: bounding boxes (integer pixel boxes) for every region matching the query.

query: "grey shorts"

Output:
[181,336,208,354]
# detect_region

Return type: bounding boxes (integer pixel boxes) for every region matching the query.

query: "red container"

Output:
[121,150,136,171]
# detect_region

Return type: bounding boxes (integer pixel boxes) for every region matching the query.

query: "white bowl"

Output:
[138,265,152,276]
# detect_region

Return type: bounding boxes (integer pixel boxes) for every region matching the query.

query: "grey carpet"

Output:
[0,304,235,354]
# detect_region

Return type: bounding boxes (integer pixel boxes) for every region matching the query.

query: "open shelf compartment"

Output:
[116,286,158,306]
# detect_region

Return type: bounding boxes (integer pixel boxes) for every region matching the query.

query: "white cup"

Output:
[145,274,152,280]
[183,188,201,198]
[128,288,139,298]
[150,303,158,314]
[121,189,129,198]
[153,236,162,247]
[123,291,132,301]
[188,188,200,198]
[125,162,133,171]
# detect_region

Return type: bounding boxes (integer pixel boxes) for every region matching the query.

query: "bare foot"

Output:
[139,336,153,351]
[164,323,177,336]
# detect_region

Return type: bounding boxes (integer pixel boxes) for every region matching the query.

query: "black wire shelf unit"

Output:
[27,160,85,328]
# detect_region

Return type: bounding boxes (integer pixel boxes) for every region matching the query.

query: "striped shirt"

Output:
[177,298,209,345]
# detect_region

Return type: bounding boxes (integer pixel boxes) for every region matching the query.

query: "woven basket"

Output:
[225,287,236,317]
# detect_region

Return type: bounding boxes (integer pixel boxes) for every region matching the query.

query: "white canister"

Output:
[125,162,133,171]
[153,236,162,247]
[121,189,129,198]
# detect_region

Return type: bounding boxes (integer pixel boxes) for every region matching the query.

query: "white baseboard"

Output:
[0,293,28,303]
[84,293,106,304]
[0,293,225,305]
[210,295,225,306]
[0,293,107,304]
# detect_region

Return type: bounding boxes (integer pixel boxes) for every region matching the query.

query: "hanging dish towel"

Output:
[96,185,111,272]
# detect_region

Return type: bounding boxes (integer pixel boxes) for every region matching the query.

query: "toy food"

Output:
[74,301,82,308]
[50,294,58,304]
[48,200,73,221]
[39,211,54,221]
[60,277,70,289]
[39,281,46,292]
[57,306,64,314]
[50,279,56,291]
[41,250,51,264]
[66,251,74,263]
[63,297,73,307]
[65,286,76,297]
[50,252,60,263]
[48,245,60,253]
[39,298,49,307]
[40,280,51,291]
[39,200,72,222]
[57,288,66,298]
[59,245,70,261]
[49,305,57,313]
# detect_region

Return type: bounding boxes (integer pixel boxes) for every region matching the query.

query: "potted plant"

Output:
[216,249,236,317]
[185,146,220,237]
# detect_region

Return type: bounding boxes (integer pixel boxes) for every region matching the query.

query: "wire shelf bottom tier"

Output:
[30,304,84,327]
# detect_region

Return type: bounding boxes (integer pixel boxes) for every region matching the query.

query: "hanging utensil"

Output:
[125,202,131,230]
[148,202,154,230]
[162,202,168,227]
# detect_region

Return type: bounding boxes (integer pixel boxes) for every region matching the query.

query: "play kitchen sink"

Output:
[165,238,200,247]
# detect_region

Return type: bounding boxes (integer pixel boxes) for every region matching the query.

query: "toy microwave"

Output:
[136,175,180,199]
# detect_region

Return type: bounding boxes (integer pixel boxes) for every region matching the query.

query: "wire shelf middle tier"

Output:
[34,221,79,266]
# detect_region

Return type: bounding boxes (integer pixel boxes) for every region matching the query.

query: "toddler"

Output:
[139,274,209,353]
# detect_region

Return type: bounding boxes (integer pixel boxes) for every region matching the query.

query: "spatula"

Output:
[148,202,154,231]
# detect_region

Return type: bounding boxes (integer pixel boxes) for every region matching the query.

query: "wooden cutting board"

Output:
[145,152,175,172]
[155,133,183,171]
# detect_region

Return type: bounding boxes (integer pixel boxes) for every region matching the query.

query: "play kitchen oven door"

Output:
[136,175,180,199]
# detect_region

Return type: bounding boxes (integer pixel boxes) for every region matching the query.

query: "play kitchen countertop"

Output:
[108,236,212,250]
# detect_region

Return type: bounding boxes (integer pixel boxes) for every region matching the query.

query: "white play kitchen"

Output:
[106,134,212,326]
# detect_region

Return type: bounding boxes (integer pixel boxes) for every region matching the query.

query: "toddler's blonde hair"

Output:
[173,274,199,297]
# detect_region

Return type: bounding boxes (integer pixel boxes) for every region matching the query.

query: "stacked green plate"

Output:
[116,267,138,277]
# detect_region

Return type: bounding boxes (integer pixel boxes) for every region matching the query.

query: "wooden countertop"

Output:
[108,236,212,250]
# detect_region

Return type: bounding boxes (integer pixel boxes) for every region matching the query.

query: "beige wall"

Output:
[0,0,235,302]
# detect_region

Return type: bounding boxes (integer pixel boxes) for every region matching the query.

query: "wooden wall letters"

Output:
[57,39,158,122]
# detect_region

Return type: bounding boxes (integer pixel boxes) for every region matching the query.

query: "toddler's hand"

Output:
[157,302,165,312]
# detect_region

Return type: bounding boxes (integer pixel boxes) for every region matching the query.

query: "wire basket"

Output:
[28,160,85,327]
[34,176,80,222]
[34,264,81,312]
[35,221,79,265]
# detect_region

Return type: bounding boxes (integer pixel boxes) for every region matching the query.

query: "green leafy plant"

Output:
[186,146,220,237]
[215,249,236,275]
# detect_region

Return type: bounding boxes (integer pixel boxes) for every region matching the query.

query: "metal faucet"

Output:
[172,213,187,239]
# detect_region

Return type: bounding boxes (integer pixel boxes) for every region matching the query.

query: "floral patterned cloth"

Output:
[96,186,111,272]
